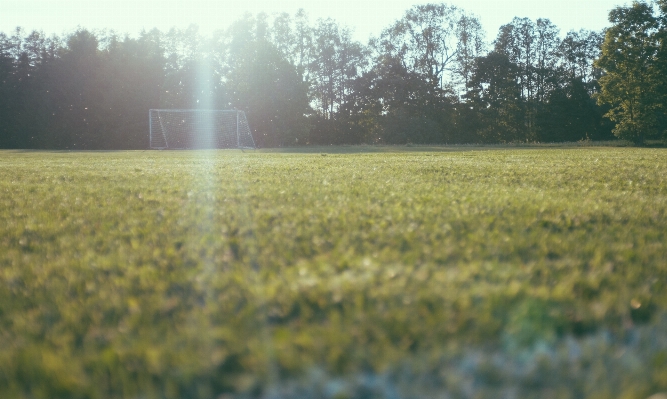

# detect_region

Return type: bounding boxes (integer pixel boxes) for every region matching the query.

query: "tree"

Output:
[560,29,603,87]
[596,1,662,144]
[0,32,16,148]
[535,29,612,143]
[655,0,667,138]
[223,15,311,147]
[269,9,314,82]
[367,3,481,144]
[96,29,165,149]
[494,18,536,100]
[307,18,367,144]
[160,25,225,110]
[465,52,525,143]
[356,55,455,144]
[42,29,106,149]
[534,19,561,102]
[309,19,366,120]
[493,18,545,140]
[377,3,483,93]
[454,13,486,92]
[0,29,58,148]
[537,78,612,142]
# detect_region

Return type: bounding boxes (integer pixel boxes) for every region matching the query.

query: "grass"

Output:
[1,147,666,398]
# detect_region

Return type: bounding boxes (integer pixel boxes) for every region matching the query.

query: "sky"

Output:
[2,0,628,43]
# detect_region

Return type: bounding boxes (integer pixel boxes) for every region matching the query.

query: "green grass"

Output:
[1,147,666,398]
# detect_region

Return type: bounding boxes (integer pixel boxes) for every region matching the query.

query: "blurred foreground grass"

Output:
[1,147,666,398]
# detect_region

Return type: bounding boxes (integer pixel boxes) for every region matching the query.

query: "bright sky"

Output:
[2,0,627,43]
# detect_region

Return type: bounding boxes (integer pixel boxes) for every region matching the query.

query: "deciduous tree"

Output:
[596,1,662,144]
[223,15,311,147]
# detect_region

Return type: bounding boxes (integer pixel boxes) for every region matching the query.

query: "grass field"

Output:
[1,147,667,399]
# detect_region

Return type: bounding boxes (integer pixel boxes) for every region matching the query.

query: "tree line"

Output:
[1,2,666,149]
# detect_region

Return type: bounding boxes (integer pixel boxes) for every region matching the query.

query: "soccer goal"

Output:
[149,109,255,149]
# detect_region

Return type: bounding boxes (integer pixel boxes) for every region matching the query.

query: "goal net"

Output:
[149,109,255,149]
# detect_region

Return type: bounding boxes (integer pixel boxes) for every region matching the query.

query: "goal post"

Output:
[149,109,256,149]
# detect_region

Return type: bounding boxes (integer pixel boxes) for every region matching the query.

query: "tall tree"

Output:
[537,78,612,142]
[596,1,662,144]
[20,28,107,149]
[309,19,366,121]
[494,18,536,100]
[223,15,311,147]
[654,0,667,138]
[96,29,165,149]
[560,29,603,87]
[377,3,483,92]
[0,29,55,148]
[534,19,561,102]
[160,25,225,110]
[306,18,368,144]
[268,10,315,84]
[356,54,455,144]
[454,13,486,92]
[465,51,525,142]
[369,3,481,143]
[0,32,17,148]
